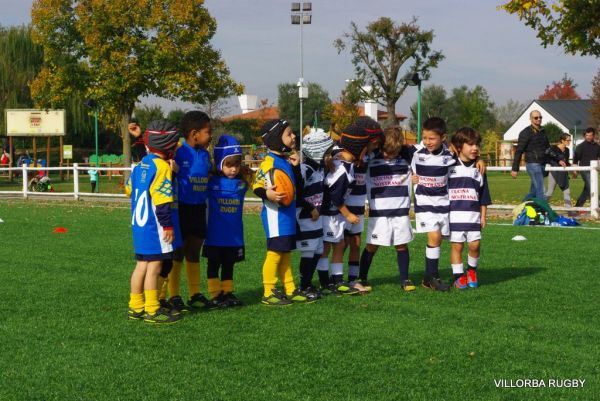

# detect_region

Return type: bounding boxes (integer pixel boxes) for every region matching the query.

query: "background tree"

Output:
[132,105,165,132]
[166,108,186,128]
[543,121,564,143]
[334,17,444,127]
[0,25,95,148]
[591,68,600,127]
[493,99,526,132]
[31,0,242,175]
[322,81,361,137]
[278,82,331,134]
[499,0,600,57]
[539,74,581,100]
[410,84,496,134]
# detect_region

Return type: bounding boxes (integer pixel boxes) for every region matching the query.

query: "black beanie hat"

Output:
[144,119,180,159]
[339,121,371,160]
[357,116,384,143]
[261,119,292,153]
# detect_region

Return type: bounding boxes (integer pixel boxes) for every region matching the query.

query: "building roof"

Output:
[503,99,593,142]
[534,99,593,129]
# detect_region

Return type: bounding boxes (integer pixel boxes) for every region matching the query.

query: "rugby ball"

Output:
[269,168,295,207]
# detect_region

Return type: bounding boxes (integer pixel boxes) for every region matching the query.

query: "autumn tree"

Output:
[31,0,242,174]
[322,81,361,136]
[590,68,600,127]
[278,82,331,134]
[499,0,600,57]
[334,17,444,127]
[539,74,581,100]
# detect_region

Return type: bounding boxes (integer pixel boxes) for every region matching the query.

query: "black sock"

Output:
[310,254,320,287]
[453,273,464,280]
[396,249,410,281]
[207,259,220,280]
[160,259,173,278]
[468,265,477,271]
[331,274,343,284]
[221,261,234,282]
[425,246,439,280]
[348,261,359,282]
[317,269,329,287]
[299,257,314,289]
[359,249,374,280]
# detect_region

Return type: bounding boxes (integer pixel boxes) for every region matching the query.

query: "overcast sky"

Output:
[1,0,598,119]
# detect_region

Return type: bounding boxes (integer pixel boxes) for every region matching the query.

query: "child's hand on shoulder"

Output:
[169,159,179,173]
[288,151,300,166]
[128,123,141,138]
[310,208,320,221]
[411,175,420,185]
[476,159,486,175]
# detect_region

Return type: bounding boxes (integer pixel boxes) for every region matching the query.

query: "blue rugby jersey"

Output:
[321,157,354,217]
[170,179,183,249]
[366,151,411,217]
[126,154,175,255]
[205,175,247,247]
[174,142,211,205]
[448,159,492,232]
[296,159,325,241]
[252,152,297,238]
[411,145,456,215]
[345,161,367,216]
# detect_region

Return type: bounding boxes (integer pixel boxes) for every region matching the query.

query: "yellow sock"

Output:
[157,276,168,300]
[277,252,296,295]
[144,289,160,315]
[221,280,233,294]
[128,293,144,312]
[186,261,201,296]
[262,250,281,297]
[168,261,182,298]
[207,278,222,299]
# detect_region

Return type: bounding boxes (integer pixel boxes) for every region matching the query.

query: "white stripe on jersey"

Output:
[153,203,173,254]
[265,201,280,237]
[297,163,324,234]
[411,145,455,214]
[323,159,354,215]
[366,154,411,217]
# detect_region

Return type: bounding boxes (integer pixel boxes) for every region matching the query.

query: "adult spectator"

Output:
[511,110,561,200]
[545,133,572,207]
[573,127,600,208]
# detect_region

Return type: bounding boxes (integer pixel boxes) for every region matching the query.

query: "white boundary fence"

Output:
[1,161,598,218]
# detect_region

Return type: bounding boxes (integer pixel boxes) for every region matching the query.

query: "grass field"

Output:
[0,201,597,401]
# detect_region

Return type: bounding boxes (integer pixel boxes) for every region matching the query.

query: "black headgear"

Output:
[339,122,371,161]
[261,119,292,153]
[144,119,180,159]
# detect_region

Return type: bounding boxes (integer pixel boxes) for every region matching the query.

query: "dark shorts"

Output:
[202,245,245,264]
[267,235,296,252]
[135,252,173,261]
[178,203,207,240]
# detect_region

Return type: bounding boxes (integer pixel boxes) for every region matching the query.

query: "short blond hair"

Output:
[383,126,404,157]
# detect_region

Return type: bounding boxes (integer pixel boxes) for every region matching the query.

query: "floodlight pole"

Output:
[292,2,311,161]
[417,80,422,143]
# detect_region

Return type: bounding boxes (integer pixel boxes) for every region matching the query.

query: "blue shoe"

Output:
[467,269,479,288]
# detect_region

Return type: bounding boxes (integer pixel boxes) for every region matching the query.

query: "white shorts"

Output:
[415,212,450,236]
[367,216,414,246]
[296,237,324,254]
[323,215,347,243]
[450,231,481,243]
[344,215,365,235]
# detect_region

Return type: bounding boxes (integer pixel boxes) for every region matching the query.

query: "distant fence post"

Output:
[590,160,598,219]
[22,165,28,199]
[73,163,80,200]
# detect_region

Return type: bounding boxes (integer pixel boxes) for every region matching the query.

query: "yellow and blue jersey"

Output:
[126,154,174,255]
[252,152,296,238]
[174,142,211,205]
[205,176,247,247]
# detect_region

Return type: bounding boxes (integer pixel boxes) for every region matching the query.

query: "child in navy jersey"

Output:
[358,126,415,291]
[295,129,334,300]
[448,128,491,289]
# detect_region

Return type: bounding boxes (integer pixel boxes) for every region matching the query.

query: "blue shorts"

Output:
[267,235,296,252]
[135,252,173,261]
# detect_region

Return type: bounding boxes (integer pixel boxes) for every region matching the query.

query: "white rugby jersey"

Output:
[296,159,325,240]
[411,145,456,215]
[366,151,411,217]
[321,157,354,217]
[448,159,492,232]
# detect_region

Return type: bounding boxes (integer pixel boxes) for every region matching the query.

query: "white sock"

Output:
[451,263,464,275]
[316,258,329,272]
[330,262,344,276]
[468,255,479,269]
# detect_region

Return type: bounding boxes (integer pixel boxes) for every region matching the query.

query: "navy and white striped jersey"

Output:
[411,145,456,215]
[321,158,354,217]
[346,162,367,216]
[366,151,411,217]
[296,160,325,240]
[448,159,492,232]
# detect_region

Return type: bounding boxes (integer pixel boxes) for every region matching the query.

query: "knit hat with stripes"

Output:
[302,128,334,162]
[144,119,180,159]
